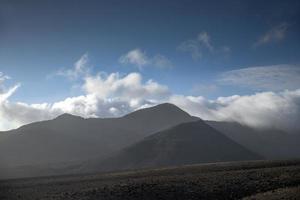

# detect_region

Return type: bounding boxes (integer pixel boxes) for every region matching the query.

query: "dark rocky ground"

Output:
[243,186,300,200]
[1,160,300,200]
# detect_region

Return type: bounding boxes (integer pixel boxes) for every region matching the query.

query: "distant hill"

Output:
[206,121,300,159]
[90,120,262,172]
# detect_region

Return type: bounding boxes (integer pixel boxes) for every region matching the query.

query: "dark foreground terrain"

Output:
[1,160,300,200]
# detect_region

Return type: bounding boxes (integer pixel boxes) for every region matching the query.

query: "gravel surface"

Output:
[1,160,300,200]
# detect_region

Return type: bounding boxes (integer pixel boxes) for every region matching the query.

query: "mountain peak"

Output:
[154,103,182,110]
[124,103,191,119]
[96,120,262,171]
[55,113,82,120]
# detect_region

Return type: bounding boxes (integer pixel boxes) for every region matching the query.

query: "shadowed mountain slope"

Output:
[0,103,196,169]
[206,121,300,159]
[91,120,262,172]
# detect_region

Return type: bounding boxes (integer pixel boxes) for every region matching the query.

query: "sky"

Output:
[0,0,300,132]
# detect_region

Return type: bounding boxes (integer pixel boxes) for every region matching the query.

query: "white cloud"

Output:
[0,81,55,130]
[2,72,300,133]
[83,72,170,100]
[219,64,300,91]
[0,69,169,130]
[254,23,289,47]
[178,31,229,60]
[0,84,20,104]
[119,49,149,69]
[119,49,172,69]
[169,90,300,132]
[1,58,300,133]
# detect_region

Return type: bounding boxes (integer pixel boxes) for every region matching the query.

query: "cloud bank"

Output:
[219,64,300,91]
[170,90,300,132]
[1,56,300,133]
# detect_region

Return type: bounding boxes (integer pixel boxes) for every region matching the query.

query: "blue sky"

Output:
[0,0,300,131]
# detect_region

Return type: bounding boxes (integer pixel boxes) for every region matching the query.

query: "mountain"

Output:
[90,120,262,172]
[206,121,300,159]
[0,103,197,178]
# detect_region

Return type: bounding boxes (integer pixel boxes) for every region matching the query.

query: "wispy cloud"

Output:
[254,23,289,47]
[0,72,10,94]
[178,31,230,60]
[0,72,10,90]
[0,72,10,82]
[119,49,172,70]
[152,55,173,69]
[177,39,202,60]
[197,32,214,52]
[119,49,149,69]
[56,53,90,80]
[219,64,300,91]
[0,83,20,103]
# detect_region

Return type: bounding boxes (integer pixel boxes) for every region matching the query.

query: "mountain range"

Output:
[0,103,298,179]
[88,120,261,172]
[0,103,195,168]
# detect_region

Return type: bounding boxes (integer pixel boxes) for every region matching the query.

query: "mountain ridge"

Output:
[206,120,300,159]
[87,120,262,172]
[0,103,197,178]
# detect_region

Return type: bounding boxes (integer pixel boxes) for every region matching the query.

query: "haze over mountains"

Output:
[0,103,299,179]
[90,120,261,172]
[0,104,196,178]
[0,104,194,166]
[207,121,300,159]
